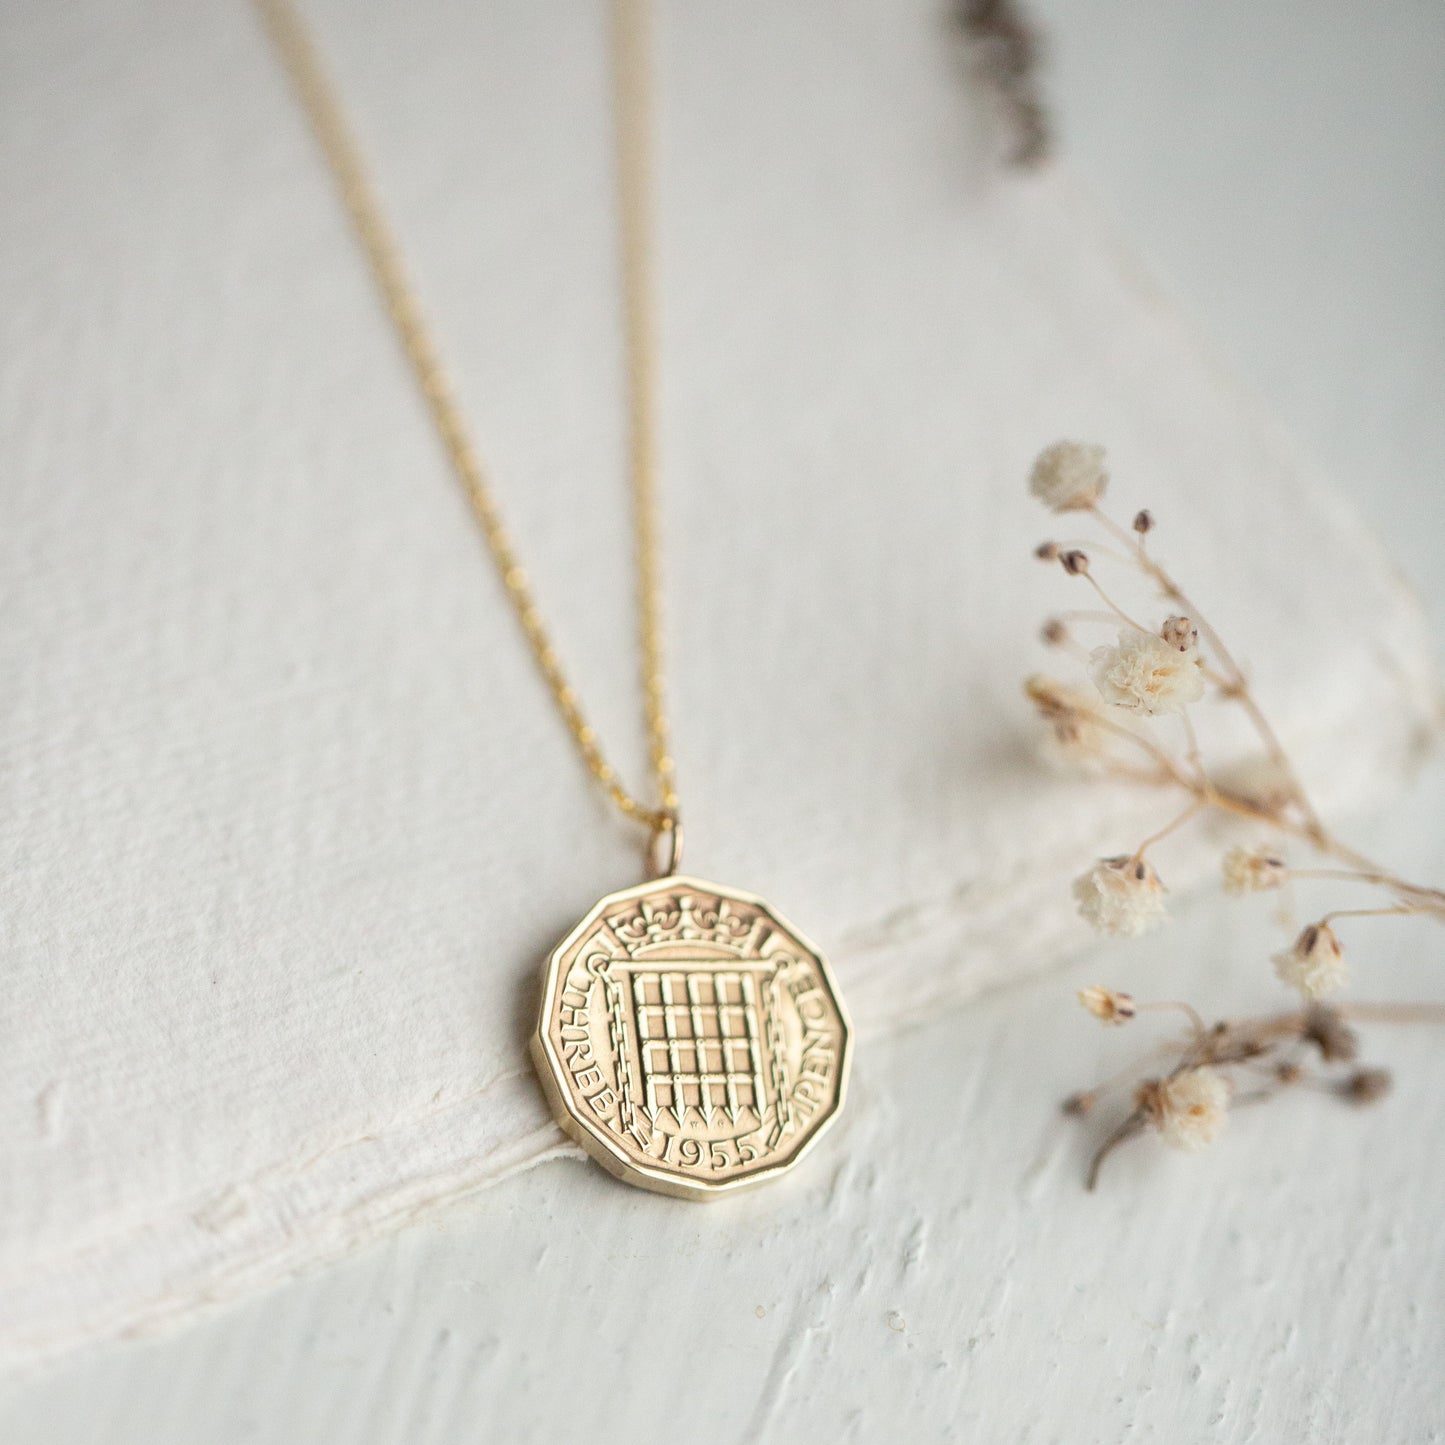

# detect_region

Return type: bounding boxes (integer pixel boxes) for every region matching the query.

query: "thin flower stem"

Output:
[1205,795,1380,874]
[1079,573,1153,636]
[1137,998,1208,1035]
[1100,761,1181,788]
[1288,867,1400,885]
[1131,800,1206,860]
[1340,1001,1445,1025]
[1086,1110,1146,1191]
[1084,710,1198,789]
[1286,869,1445,915]
[1318,906,1418,926]
[1226,687,1325,838]
[1049,540,1139,565]
[1179,710,1208,788]
[1055,608,1130,624]
[1223,1013,1311,1046]
[1088,505,1144,555]
[1075,1041,1179,1102]
[1227,1088,1280,1109]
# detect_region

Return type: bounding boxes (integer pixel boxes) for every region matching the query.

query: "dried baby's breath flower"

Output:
[1027,449,1443,1186]
[1302,1004,1359,1064]
[1138,1066,1230,1152]
[1073,855,1167,937]
[1069,992,1429,1187]
[1222,844,1289,896]
[1040,617,1069,647]
[1025,675,1113,773]
[1028,441,1108,512]
[1089,627,1205,716]
[1342,1067,1392,1105]
[1078,985,1136,1024]
[1024,673,1072,716]
[1035,541,1061,562]
[1273,922,1347,1000]
[1159,614,1199,653]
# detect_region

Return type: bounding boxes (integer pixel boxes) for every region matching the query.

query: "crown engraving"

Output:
[607,889,758,958]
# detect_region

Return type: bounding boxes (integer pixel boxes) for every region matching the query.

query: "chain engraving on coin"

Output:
[532,876,851,1198]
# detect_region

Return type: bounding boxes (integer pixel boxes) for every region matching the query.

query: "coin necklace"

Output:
[257,0,851,1198]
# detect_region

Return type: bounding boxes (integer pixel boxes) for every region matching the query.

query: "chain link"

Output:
[254,0,680,844]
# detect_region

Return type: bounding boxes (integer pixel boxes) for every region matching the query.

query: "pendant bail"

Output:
[647,812,683,878]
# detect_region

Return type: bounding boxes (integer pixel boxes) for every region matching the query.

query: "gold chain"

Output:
[254,0,680,848]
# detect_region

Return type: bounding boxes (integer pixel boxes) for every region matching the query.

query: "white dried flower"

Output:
[1072,855,1167,937]
[1078,986,1136,1024]
[1142,1067,1230,1152]
[1090,627,1205,716]
[1028,441,1108,512]
[1273,922,1347,999]
[1222,844,1289,895]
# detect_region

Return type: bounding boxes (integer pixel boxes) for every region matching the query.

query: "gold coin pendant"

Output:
[532,876,851,1198]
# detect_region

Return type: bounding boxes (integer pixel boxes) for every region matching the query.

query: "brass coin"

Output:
[532,876,851,1198]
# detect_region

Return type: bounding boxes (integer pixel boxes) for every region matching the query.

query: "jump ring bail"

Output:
[647,811,683,878]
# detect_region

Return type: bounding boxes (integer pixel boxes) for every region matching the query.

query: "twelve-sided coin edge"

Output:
[530,875,852,1200]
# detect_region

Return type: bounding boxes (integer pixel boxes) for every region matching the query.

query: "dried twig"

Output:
[1072,993,1425,1190]
[953,0,1051,167]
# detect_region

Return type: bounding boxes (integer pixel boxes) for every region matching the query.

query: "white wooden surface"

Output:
[2,0,1443,1440]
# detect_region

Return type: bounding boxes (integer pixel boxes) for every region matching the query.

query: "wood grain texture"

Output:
[1,0,1442,1422]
